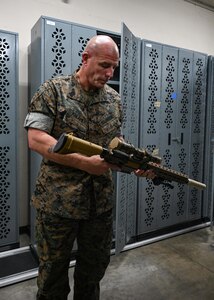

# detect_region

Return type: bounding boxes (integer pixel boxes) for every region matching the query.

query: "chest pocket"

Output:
[53,100,88,138]
[52,97,121,144]
[87,104,121,145]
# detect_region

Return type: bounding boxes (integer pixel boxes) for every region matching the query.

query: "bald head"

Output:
[84,35,119,58]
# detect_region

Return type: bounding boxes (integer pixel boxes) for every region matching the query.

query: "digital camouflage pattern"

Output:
[24,73,122,219]
[36,209,113,300]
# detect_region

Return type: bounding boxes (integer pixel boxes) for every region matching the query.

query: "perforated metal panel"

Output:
[174,49,194,222]
[138,41,162,232]
[71,25,96,73]
[157,45,179,228]
[115,24,141,254]
[44,19,72,80]
[188,53,207,219]
[0,30,19,248]
[203,55,214,219]
[138,41,207,234]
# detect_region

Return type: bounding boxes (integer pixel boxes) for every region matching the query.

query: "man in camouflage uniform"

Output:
[24,35,122,300]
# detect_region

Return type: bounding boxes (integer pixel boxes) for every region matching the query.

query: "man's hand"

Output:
[81,155,120,176]
[134,169,156,179]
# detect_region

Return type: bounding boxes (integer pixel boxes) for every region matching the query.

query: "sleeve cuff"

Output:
[24,112,54,134]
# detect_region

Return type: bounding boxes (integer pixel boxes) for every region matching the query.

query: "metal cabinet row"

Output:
[0,16,213,254]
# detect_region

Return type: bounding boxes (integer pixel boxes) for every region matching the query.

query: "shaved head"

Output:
[84,35,119,58]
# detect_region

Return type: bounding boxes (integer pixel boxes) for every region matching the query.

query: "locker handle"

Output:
[181,133,184,145]
[172,137,181,143]
[168,133,171,145]
[172,133,184,145]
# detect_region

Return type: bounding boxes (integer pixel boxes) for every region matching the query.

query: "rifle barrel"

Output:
[188,178,206,190]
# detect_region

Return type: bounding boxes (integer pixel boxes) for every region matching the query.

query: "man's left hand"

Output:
[134,169,156,179]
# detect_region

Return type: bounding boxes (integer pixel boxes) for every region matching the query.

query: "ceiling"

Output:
[185,0,214,11]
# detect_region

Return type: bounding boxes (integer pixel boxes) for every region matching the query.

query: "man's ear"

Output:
[82,52,89,65]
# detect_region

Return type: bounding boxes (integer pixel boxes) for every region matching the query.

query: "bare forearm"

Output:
[27,128,114,175]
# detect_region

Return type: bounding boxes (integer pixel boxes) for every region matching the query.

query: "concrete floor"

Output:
[0,227,214,300]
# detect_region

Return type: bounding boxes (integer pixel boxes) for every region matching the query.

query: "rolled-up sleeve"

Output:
[24,112,54,134]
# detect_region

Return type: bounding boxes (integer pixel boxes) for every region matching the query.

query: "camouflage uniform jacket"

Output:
[24,73,123,219]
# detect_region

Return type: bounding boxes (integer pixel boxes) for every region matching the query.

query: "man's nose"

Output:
[106,67,114,78]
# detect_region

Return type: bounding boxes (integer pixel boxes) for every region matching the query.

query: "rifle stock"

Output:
[51,133,206,190]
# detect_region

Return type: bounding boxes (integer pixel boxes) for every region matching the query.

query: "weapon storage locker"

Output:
[138,40,207,234]
[115,24,141,253]
[29,16,209,254]
[117,25,208,251]
[204,56,214,223]
[0,30,19,250]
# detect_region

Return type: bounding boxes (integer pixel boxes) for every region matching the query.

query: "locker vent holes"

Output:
[0,146,11,239]
[121,36,130,131]
[192,143,200,179]
[178,148,187,173]
[77,37,90,69]
[130,40,138,135]
[164,55,176,129]
[161,188,170,220]
[144,145,156,226]
[144,181,155,226]
[176,184,185,216]
[147,48,159,134]
[180,58,191,129]
[0,37,11,239]
[161,149,172,220]
[0,38,10,135]
[51,28,66,77]
[193,58,204,134]
[162,149,172,168]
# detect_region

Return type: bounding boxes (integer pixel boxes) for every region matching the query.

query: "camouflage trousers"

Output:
[35,209,113,300]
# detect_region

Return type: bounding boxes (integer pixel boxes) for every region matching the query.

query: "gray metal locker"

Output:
[204,56,214,222]
[138,41,162,232]
[115,23,141,253]
[188,52,207,219]
[0,29,19,249]
[138,40,207,235]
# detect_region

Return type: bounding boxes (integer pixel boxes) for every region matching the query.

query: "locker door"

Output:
[44,18,72,80]
[204,56,214,220]
[0,30,19,248]
[172,49,194,224]
[157,45,179,228]
[71,25,96,73]
[138,41,207,235]
[188,53,207,220]
[114,23,141,254]
[138,40,162,233]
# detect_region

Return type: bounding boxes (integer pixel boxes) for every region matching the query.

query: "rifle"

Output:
[51,133,206,190]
